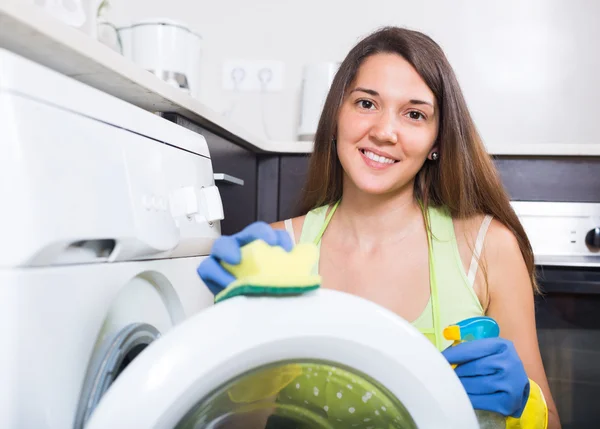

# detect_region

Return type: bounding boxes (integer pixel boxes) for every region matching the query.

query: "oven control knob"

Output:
[585,227,600,250]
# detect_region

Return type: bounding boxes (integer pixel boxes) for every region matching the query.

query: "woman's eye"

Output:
[408,111,425,121]
[357,100,375,110]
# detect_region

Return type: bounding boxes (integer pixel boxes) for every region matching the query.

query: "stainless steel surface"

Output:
[534,255,600,268]
[514,201,600,428]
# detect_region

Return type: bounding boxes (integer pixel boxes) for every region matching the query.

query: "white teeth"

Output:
[363,150,396,164]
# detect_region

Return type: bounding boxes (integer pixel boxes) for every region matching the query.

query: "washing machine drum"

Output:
[84,289,479,429]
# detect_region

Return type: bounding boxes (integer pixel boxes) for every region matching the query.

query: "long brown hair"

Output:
[299,26,539,293]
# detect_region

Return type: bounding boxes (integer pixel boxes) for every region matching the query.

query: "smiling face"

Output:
[336,53,440,196]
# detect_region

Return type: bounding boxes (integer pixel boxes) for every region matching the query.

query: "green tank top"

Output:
[297,202,485,351]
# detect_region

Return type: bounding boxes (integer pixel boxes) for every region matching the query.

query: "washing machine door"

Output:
[84,289,479,429]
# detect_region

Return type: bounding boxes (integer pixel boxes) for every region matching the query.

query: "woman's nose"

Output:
[369,111,398,144]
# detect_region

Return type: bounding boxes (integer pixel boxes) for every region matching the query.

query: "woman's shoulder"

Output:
[452,211,522,287]
[270,204,331,244]
[270,216,306,244]
[452,212,518,250]
[452,213,488,240]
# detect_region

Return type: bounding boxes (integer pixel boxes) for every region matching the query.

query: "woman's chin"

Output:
[352,180,404,196]
[342,170,413,197]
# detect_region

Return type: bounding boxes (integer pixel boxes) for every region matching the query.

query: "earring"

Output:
[431,152,439,161]
[332,138,337,146]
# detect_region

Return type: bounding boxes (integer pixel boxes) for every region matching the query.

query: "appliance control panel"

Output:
[511,201,600,267]
[0,91,222,267]
[122,130,223,261]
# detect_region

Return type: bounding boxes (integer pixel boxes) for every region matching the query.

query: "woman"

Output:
[198,26,560,428]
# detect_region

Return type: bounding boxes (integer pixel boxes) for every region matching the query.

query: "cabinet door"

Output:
[494,157,600,202]
[278,155,310,220]
[256,156,280,224]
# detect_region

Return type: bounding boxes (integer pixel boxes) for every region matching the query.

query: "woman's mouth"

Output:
[359,149,399,169]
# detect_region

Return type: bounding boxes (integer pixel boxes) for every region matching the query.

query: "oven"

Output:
[512,201,600,429]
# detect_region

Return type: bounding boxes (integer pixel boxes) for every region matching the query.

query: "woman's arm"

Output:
[483,220,561,429]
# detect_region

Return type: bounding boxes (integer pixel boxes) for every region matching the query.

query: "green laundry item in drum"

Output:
[174,362,416,429]
[275,363,416,429]
[277,363,416,429]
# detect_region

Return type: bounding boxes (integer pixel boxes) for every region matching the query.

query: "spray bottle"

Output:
[443,316,505,429]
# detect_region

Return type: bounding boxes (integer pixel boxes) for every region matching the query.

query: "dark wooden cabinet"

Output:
[255,154,311,223]
[255,156,279,224]
[204,129,258,234]
[278,155,310,220]
[271,156,600,222]
[493,157,600,202]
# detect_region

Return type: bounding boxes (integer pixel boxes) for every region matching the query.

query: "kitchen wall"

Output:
[104,0,600,147]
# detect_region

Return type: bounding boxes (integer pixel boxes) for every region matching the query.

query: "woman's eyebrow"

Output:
[350,87,379,96]
[350,88,434,109]
[409,99,434,108]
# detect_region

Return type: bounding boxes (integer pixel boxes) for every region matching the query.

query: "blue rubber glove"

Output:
[197,221,294,295]
[441,337,530,418]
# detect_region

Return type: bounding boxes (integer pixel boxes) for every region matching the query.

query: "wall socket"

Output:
[222,60,284,92]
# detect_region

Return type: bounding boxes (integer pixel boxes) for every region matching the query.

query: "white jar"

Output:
[297,61,340,141]
[117,18,203,99]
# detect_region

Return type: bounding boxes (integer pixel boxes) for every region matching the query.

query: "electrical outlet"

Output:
[222,60,284,92]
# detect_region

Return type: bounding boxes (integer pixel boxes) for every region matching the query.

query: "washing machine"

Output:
[0,49,480,429]
[0,48,222,428]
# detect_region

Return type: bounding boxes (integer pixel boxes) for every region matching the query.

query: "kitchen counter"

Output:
[0,0,304,154]
[1,0,600,157]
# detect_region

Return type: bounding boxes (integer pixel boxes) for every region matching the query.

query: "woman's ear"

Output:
[427,146,439,161]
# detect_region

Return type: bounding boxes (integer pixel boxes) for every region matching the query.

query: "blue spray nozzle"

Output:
[443,316,500,343]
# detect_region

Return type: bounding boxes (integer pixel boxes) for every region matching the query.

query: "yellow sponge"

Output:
[214,239,321,304]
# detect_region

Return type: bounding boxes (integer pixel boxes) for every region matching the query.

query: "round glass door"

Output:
[84,290,479,429]
[176,360,417,429]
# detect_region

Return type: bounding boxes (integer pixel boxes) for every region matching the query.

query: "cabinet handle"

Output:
[214,173,244,186]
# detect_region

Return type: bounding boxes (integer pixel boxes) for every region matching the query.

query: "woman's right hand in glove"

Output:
[196,221,294,295]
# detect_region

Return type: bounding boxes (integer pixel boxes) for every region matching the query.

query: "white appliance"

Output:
[0,48,221,428]
[0,49,479,429]
[511,201,600,266]
[118,19,203,99]
[298,62,340,141]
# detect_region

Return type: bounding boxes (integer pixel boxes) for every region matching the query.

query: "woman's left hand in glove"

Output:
[442,337,531,417]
